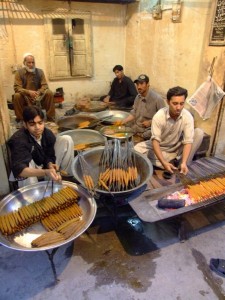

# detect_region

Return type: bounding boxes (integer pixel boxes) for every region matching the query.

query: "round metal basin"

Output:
[71,146,153,195]
[0,181,97,251]
[57,114,99,131]
[99,125,134,140]
[58,129,106,150]
[94,110,130,125]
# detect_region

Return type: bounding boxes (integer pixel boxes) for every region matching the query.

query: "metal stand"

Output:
[175,216,189,242]
[96,193,137,229]
[45,247,60,283]
[97,195,119,227]
[178,221,188,242]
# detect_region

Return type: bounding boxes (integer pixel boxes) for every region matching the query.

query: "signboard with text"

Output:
[209,0,225,46]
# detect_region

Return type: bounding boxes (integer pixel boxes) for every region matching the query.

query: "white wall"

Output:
[125,0,225,153]
[1,0,127,103]
[0,146,10,195]
[0,0,225,156]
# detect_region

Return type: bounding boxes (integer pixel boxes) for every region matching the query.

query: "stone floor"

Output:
[2,104,225,299]
[1,200,225,300]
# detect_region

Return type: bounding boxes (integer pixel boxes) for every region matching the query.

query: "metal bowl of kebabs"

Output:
[57,114,99,131]
[58,129,107,152]
[0,181,97,251]
[71,146,153,195]
[100,125,134,140]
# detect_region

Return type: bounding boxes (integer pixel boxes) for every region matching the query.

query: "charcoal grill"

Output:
[129,156,225,223]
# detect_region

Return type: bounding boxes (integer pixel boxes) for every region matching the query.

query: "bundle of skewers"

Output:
[184,160,225,203]
[186,174,225,203]
[98,139,140,192]
[77,139,141,193]
[160,170,225,209]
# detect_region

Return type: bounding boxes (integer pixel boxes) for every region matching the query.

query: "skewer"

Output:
[74,142,105,151]
[51,180,54,196]
[42,177,50,199]
[198,158,225,174]
[77,115,114,129]
[77,151,96,196]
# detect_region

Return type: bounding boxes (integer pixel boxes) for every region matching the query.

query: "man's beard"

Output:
[25,66,35,73]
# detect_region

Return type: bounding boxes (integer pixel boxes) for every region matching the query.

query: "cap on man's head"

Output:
[134,74,149,84]
[23,52,34,62]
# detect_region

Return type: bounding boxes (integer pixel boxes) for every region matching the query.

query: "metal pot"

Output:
[71,146,153,195]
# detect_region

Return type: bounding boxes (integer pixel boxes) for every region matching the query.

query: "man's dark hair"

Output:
[113,65,123,72]
[23,106,44,122]
[167,86,188,101]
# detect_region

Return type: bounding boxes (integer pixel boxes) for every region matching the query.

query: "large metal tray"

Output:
[0,181,97,251]
[57,114,98,131]
[94,110,130,124]
[58,129,106,149]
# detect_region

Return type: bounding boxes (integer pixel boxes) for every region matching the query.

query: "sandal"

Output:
[210,258,225,278]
